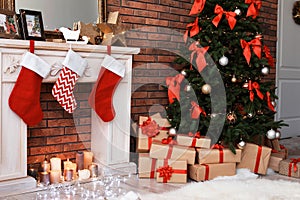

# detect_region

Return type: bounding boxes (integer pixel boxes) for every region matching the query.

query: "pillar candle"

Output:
[39,171,50,185]
[50,170,61,184]
[88,163,98,178]
[76,151,84,170]
[41,159,51,172]
[64,168,73,182]
[83,151,93,169]
[50,157,61,171]
[63,159,72,169]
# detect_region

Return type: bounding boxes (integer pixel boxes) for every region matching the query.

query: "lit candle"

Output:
[64,168,73,182]
[39,171,50,185]
[41,159,51,172]
[63,159,72,169]
[88,163,98,178]
[50,157,61,171]
[76,151,84,170]
[50,170,61,184]
[83,151,93,169]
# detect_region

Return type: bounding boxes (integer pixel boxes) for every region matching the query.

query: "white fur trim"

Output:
[62,49,88,77]
[101,55,125,77]
[20,52,50,78]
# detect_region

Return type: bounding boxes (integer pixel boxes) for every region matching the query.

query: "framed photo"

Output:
[19,9,45,41]
[0,9,19,39]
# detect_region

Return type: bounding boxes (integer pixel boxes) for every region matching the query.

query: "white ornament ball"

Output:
[201,84,212,94]
[168,128,177,136]
[237,140,246,149]
[266,129,276,140]
[234,8,241,16]
[242,81,249,88]
[231,76,237,83]
[271,101,277,107]
[181,70,187,76]
[261,67,270,75]
[219,55,229,66]
[275,131,281,139]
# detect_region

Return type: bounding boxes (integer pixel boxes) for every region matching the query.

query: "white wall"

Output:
[15,0,98,30]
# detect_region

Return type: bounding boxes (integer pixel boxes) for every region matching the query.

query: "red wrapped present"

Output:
[237,143,271,175]
[138,153,157,179]
[279,158,300,178]
[156,159,187,183]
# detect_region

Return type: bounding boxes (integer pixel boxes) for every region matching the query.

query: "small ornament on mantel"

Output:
[74,21,100,45]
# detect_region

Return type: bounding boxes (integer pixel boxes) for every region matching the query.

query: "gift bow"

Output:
[189,42,209,72]
[266,91,275,112]
[184,17,200,43]
[212,144,224,163]
[189,0,206,15]
[140,117,160,137]
[188,131,201,138]
[162,136,178,145]
[263,45,275,67]
[157,165,174,183]
[166,74,185,104]
[289,158,300,174]
[212,5,237,30]
[245,0,262,19]
[191,101,207,119]
[248,80,264,102]
[240,38,262,65]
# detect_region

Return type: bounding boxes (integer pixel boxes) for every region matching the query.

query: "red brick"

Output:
[134,55,156,62]
[147,33,171,41]
[65,125,91,134]
[78,134,91,142]
[30,145,63,155]
[122,0,147,9]
[43,111,64,119]
[147,91,168,98]
[170,7,189,15]
[79,117,91,125]
[134,10,158,18]
[27,155,46,165]
[146,4,170,12]
[64,142,90,151]
[159,13,180,21]
[46,135,78,145]
[48,119,75,127]
[30,128,65,137]
[134,69,160,76]
[145,18,169,26]
[159,0,182,8]
[28,137,46,147]
[132,92,148,98]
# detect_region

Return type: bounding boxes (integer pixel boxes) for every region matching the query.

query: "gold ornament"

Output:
[237,140,246,149]
[201,84,211,94]
[231,75,237,83]
[226,112,237,124]
[168,128,177,136]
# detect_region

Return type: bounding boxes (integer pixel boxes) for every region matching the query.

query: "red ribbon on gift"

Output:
[140,117,160,137]
[161,136,177,160]
[150,158,157,178]
[266,91,275,112]
[288,158,300,177]
[166,74,185,104]
[263,45,274,67]
[189,0,206,15]
[245,0,262,19]
[202,164,210,181]
[188,131,201,147]
[240,38,262,65]
[189,42,209,72]
[157,160,187,183]
[212,144,224,163]
[254,145,262,173]
[191,101,206,119]
[184,17,200,43]
[248,80,264,102]
[212,4,237,30]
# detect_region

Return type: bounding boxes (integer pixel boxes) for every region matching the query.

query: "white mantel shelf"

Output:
[0,39,140,196]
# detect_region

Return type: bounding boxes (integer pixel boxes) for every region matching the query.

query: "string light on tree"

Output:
[219,55,229,66]
[201,84,211,94]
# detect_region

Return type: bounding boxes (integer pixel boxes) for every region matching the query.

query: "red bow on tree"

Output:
[166,74,185,104]
[157,165,174,183]
[212,4,237,30]
[248,80,264,102]
[162,136,178,145]
[245,0,262,19]
[189,42,209,72]
[184,17,200,43]
[191,101,206,119]
[140,117,160,137]
[189,0,206,15]
[266,91,275,112]
[240,38,262,65]
[263,45,275,67]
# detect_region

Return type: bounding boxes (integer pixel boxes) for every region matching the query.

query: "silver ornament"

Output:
[168,128,177,136]
[275,131,281,139]
[271,101,277,107]
[261,67,270,75]
[266,129,276,140]
[242,81,249,88]
[185,84,192,92]
[237,140,246,149]
[219,55,229,66]
[234,8,241,16]
[181,70,187,76]
[201,84,212,94]
[231,75,237,83]
[247,113,254,118]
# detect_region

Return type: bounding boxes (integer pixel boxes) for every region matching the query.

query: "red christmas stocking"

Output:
[89,55,125,122]
[52,49,87,113]
[9,52,50,126]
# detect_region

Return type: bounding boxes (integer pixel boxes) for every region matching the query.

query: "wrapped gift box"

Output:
[279,158,300,178]
[137,113,170,152]
[237,143,271,175]
[271,145,288,159]
[268,156,283,172]
[197,148,241,164]
[188,163,236,182]
[176,135,211,148]
[156,159,187,183]
[265,138,281,151]
[149,141,196,164]
[138,153,157,179]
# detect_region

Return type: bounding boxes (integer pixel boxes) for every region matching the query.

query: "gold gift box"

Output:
[138,153,157,179]
[197,148,241,164]
[156,159,187,183]
[176,135,211,148]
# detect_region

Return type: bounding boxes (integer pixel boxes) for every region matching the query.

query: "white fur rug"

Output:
[138,169,300,200]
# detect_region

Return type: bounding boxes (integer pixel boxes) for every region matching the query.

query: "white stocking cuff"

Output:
[63,49,88,77]
[20,52,51,78]
[101,55,125,77]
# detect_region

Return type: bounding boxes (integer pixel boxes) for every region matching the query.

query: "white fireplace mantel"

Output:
[0,39,139,196]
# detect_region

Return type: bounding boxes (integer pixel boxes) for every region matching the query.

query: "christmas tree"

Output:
[166,0,287,152]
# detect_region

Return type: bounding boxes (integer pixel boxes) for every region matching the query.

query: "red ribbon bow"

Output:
[162,136,178,145]
[189,0,206,15]
[188,131,201,138]
[240,38,262,65]
[212,5,237,30]
[140,117,160,137]
[266,91,275,112]
[189,42,209,72]
[191,101,206,119]
[289,158,300,176]
[166,74,185,104]
[248,80,264,102]
[184,17,200,43]
[263,45,275,67]
[157,165,174,183]
[245,0,262,19]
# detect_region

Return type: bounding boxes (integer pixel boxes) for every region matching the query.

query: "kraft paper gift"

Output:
[279,158,300,178]
[188,163,236,182]
[176,134,211,148]
[138,153,157,179]
[197,147,241,164]
[271,145,288,159]
[156,159,187,183]
[268,155,283,172]
[237,143,272,175]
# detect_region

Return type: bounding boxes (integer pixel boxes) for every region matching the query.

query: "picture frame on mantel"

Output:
[0,9,19,39]
[19,9,45,41]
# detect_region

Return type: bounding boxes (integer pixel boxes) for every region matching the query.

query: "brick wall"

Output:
[27,0,278,166]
